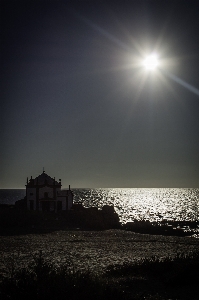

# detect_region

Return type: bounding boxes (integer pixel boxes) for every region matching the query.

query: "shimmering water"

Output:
[1,188,198,224]
[74,188,199,224]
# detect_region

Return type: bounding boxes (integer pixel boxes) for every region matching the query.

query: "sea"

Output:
[0,188,198,225]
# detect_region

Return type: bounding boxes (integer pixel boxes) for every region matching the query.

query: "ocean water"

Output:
[0,188,199,224]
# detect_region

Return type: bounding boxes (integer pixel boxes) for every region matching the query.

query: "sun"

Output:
[143,54,158,70]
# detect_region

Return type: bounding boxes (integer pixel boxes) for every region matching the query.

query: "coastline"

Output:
[1,203,199,238]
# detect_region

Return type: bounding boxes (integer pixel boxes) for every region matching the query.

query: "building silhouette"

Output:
[26,170,73,212]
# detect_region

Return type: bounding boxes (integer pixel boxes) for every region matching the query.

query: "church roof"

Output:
[27,171,60,186]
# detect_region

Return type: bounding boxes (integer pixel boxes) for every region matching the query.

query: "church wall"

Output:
[57,196,66,210]
[68,192,73,210]
[39,186,54,199]
[50,201,55,211]
[62,198,66,210]
[27,187,36,210]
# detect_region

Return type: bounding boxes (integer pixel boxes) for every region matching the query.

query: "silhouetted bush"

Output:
[105,252,199,299]
[0,251,122,300]
[1,251,199,300]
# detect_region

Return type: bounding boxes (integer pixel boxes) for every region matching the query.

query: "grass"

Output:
[1,250,199,300]
[105,252,199,299]
[0,250,122,300]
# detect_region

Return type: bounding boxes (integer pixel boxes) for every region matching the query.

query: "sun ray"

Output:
[165,72,199,97]
[155,69,180,101]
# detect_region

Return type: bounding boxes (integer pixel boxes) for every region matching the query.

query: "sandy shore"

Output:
[0,229,199,277]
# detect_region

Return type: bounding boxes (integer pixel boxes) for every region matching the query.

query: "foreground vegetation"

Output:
[1,250,199,300]
[0,250,121,300]
[105,251,199,299]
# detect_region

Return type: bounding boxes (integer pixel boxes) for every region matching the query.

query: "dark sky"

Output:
[1,0,199,188]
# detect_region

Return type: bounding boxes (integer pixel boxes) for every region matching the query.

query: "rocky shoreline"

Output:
[0,203,198,237]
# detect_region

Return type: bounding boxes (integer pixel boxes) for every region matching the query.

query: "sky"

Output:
[1,0,199,188]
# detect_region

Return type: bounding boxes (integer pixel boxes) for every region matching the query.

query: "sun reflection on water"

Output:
[74,188,199,224]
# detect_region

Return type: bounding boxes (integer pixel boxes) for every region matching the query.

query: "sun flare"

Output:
[143,54,158,70]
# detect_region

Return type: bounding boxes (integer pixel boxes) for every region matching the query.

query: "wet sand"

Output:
[0,229,199,277]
